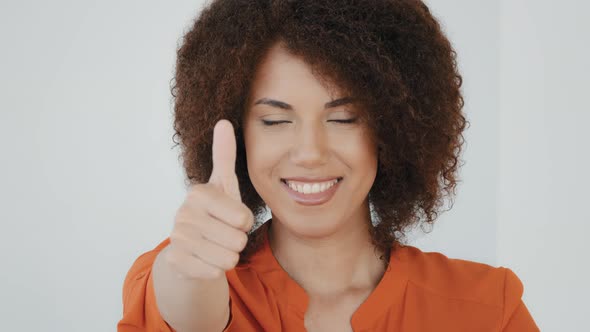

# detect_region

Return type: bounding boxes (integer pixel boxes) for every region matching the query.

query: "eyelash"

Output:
[261,119,358,126]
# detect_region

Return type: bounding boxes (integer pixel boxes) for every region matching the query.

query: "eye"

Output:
[329,118,358,124]
[261,118,358,126]
[261,120,290,126]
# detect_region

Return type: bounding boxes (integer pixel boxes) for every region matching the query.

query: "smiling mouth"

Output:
[279,177,343,206]
[279,177,343,184]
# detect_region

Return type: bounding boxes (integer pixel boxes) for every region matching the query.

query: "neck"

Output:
[267,213,388,297]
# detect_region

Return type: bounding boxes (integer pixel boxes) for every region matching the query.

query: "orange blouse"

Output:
[118,221,539,331]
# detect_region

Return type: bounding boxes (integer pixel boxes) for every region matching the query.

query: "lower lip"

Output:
[281,179,342,206]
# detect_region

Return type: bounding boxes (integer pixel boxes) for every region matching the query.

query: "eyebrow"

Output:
[253,96,356,110]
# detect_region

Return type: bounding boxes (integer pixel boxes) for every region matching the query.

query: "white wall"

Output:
[497,1,590,330]
[410,0,500,266]
[0,0,587,331]
[0,1,203,330]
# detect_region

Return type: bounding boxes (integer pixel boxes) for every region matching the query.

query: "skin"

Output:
[242,42,387,330]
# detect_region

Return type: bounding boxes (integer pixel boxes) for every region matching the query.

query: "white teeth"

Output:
[303,183,311,194]
[286,179,339,194]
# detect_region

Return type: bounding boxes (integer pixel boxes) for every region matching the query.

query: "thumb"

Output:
[208,119,242,202]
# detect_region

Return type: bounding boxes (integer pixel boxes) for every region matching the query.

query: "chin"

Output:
[270,210,345,239]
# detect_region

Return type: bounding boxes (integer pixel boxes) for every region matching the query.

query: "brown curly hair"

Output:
[170,0,468,265]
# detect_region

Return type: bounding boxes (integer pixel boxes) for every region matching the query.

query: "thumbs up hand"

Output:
[208,120,242,202]
[164,120,254,280]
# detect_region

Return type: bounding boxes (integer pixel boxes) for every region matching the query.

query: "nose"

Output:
[289,122,329,168]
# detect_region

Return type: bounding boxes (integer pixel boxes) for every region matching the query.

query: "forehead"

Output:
[248,43,344,102]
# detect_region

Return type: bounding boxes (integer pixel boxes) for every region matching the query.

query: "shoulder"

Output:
[396,244,524,310]
[118,238,175,331]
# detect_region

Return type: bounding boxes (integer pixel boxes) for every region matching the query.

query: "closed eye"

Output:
[261,120,289,126]
[331,118,357,124]
[261,119,358,126]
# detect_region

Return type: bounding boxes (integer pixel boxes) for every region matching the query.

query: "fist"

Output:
[164,119,254,279]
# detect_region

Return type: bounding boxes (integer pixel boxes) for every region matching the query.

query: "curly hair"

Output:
[170,0,468,265]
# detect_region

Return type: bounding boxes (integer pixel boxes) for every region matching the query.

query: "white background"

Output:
[1,0,588,330]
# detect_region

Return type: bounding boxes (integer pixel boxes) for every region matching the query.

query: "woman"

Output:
[118,0,539,331]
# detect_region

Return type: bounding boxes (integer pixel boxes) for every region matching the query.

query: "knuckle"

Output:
[169,227,183,241]
[227,252,240,268]
[237,233,249,250]
[208,267,224,279]
[170,229,189,247]
[173,204,189,223]
[165,250,186,274]
[237,209,253,228]
[174,204,202,227]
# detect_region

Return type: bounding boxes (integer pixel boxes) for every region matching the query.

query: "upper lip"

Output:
[281,176,342,183]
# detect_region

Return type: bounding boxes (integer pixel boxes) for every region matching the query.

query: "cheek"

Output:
[337,135,378,167]
[245,131,285,177]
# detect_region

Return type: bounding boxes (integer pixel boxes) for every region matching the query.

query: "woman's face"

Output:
[242,43,378,237]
